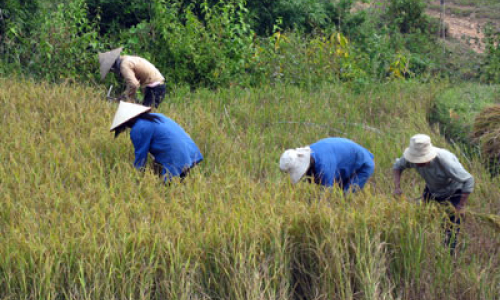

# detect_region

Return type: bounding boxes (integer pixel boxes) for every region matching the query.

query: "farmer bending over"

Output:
[110,101,203,182]
[99,47,166,108]
[280,137,375,193]
[393,134,474,252]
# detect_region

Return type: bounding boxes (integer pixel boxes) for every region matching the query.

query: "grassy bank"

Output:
[0,78,499,299]
[429,83,500,153]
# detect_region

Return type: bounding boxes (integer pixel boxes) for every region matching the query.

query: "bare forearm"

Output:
[393,169,402,189]
[125,86,137,100]
[456,193,470,211]
[393,169,403,195]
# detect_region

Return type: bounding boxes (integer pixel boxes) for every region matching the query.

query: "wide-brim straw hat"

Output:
[279,147,312,184]
[403,134,438,163]
[99,47,123,80]
[110,101,151,131]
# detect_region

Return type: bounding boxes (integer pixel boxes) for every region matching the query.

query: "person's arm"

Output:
[393,169,403,196]
[120,60,140,100]
[130,124,154,170]
[456,193,470,214]
[345,162,375,192]
[392,156,410,196]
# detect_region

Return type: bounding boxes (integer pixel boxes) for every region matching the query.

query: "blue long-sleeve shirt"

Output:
[309,138,375,192]
[130,113,203,181]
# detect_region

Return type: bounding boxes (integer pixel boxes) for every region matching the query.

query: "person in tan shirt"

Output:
[99,47,166,108]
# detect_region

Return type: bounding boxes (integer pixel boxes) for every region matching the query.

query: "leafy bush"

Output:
[36,0,103,81]
[481,24,500,83]
[253,31,351,86]
[117,0,256,88]
[0,0,40,66]
[246,0,358,36]
[2,0,104,82]
[0,0,441,87]
[386,0,430,34]
[86,0,151,35]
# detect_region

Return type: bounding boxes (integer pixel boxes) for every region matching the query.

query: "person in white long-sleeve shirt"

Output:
[393,134,474,253]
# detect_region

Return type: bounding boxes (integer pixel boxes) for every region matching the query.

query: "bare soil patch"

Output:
[427,1,500,53]
[427,9,485,53]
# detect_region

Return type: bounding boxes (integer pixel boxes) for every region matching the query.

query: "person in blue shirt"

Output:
[110,101,203,182]
[279,137,375,193]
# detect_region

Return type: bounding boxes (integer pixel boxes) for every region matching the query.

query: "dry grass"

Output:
[0,78,499,299]
[473,104,500,162]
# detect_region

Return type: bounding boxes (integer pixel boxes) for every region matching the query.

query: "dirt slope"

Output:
[426,1,500,54]
[427,9,485,53]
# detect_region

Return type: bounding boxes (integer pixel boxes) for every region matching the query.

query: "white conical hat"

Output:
[279,147,312,184]
[110,101,151,131]
[98,47,123,80]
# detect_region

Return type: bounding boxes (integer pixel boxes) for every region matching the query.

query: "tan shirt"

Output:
[119,55,164,99]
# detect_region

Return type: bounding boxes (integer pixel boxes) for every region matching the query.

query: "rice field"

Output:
[0,78,499,299]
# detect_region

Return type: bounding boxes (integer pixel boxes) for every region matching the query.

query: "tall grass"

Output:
[0,78,499,299]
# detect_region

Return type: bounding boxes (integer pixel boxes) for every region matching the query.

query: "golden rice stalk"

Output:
[472,104,500,160]
[467,211,500,232]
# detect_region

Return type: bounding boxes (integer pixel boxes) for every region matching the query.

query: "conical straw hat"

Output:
[99,47,123,80]
[110,101,151,131]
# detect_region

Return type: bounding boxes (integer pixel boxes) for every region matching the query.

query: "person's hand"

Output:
[455,193,469,219]
[455,205,466,219]
[393,187,403,197]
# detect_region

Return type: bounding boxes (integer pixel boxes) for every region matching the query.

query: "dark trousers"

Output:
[143,84,166,108]
[153,161,199,183]
[423,187,462,253]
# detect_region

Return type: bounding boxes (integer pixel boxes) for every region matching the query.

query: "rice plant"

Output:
[0,78,499,299]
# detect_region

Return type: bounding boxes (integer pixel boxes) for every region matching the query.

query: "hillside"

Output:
[427,0,500,54]
[1,78,499,299]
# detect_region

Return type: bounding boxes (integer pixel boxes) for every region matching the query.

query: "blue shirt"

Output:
[130,113,203,181]
[310,138,375,191]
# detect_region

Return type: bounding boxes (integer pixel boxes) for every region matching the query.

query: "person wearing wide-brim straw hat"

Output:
[110,101,203,182]
[99,48,166,108]
[279,137,375,193]
[393,134,474,253]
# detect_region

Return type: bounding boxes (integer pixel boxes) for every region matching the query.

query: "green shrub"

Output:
[387,0,430,34]
[481,24,500,84]
[1,0,104,82]
[0,0,442,88]
[119,0,256,88]
[86,0,151,35]
[246,0,359,36]
[0,0,40,66]
[252,31,371,86]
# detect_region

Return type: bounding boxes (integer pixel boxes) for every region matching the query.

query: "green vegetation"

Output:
[0,0,442,88]
[1,78,499,299]
[1,0,500,298]
[430,83,500,147]
[447,0,499,7]
[482,25,500,84]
